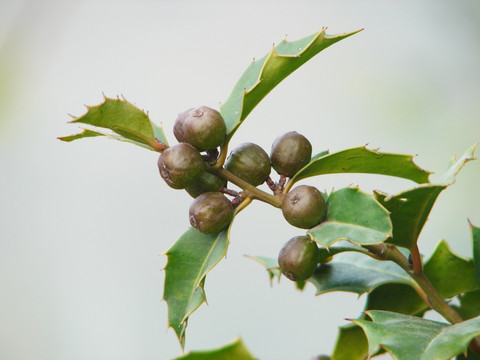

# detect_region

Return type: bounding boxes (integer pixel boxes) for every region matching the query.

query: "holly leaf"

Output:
[308,187,392,248]
[470,220,480,286]
[172,337,257,360]
[244,255,282,285]
[354,310,448,360]
[308,251,415,296]
[220,28,361,140]
[163,226,232,349]
[59,96,168,151]
[452,290,480,321]
[288,146,431,189]
[422,315,480,360]
[365,283,426,316]
[375,143,477,249]
[330,324,369,360]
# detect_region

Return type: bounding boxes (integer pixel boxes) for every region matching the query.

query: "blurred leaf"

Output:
[308,187,392,248]
[331,323,369,360]
[365,283,426,316]
[289,146,431,187]
[422,315,480,360]
[452,290,480,321]
[423,240,478,299]
[172,337,257,360]
[59,96,168,151]
[375,143,477,249]
[163,226,232,349]
[245,255,282,285]
[308,252,415,295]
[470,220,480,286]
[220,29,361,140]
[354,310,448,360]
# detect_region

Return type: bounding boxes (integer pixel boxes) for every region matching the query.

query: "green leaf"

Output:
[423,240,478,299]
[331,324,369,360]
[289,146,431,187]
[354,310,448,360]
[364,239,479,323]
[452,290,480,321]
[308,251,415,295]
[172,337,257,360]
[375,143,477,249]
[163,226,232,349]
[220,29,361,140]
[422,315,480,360]
[244,255,282,285]
[59,96,168,151]
[470,220,480,286]
[308,187,392,248]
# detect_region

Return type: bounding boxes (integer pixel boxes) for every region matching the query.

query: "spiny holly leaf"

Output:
[59,96,168,151]
[364,239,479,324]
[470,220,480,286]
[244,255,282,285]
[421,315,480,360]
[330,324,369,360]
[354,310,448,360]
[288,146,431,189]
[220,28,361,140]
[172,337,257,360]
[452,290,480,321]
[423,240,478,299]
[163,226,232,349]
[375,143,477,249]
[308,187,392,248]
[308,251,415,295]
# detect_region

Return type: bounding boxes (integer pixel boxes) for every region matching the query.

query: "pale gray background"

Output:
[1,1,479,359]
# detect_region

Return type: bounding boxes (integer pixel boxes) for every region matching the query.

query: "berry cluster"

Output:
[158,106,326,282]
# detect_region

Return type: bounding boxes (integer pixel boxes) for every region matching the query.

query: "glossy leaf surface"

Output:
[452,290,480,321]
[173,337,257,360]
[355,311,448,360]
[375,143,477,249]
[163,226,231,349]
[308,252,415,295]
[59,96,168,151]
[289,146,431,187]
[308,187,392,248]
[220,29,361,140]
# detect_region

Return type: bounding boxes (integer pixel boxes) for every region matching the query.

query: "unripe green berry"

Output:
[282,185,326,229]
[278,236,320,281]
[158,143,204,189]
[224,142,271,186]
[270,131,312,177]
[189,192,234,234]
[173,106,226,151]
[185,171,227,198]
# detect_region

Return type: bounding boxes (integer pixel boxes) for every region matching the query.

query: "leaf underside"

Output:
[59,96,168,151]
[163,226,232,349]
[220,28,362,140]
[172,337,257,360]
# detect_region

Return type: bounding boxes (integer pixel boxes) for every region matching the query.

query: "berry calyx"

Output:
[278,235,320,281]
[189,192,234,234]
[158,143,204,189]
[224,142,271,186]
[270,131,312,177]
[173,106,227,151]
[282,185,326,229]
[185,171,227,198]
